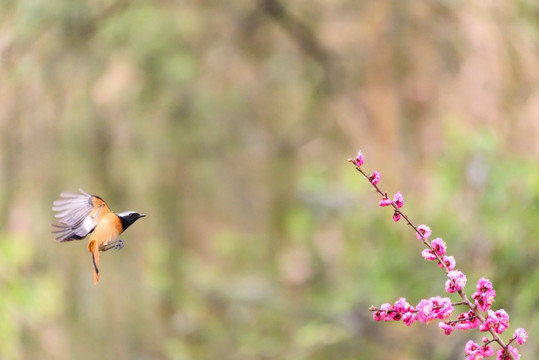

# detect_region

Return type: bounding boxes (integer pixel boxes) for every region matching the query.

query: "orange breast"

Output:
[88,213,123,251]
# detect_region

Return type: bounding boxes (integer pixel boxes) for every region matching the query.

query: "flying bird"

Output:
[52,189,145,284]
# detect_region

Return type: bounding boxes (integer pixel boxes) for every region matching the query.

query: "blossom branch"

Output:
[349,150,526,360]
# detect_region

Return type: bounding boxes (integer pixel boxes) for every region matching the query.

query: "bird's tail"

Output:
[89,241,100,284]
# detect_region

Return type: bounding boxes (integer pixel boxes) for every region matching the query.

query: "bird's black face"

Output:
[117,211,146,231]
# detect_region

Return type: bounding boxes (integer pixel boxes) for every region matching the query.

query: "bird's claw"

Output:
[114,239,125,250]
[102,239,125,252]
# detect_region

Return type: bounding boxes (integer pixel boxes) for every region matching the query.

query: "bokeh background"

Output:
[1,1,538,359]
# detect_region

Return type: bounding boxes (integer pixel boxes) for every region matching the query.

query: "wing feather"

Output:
[51,189,108,242]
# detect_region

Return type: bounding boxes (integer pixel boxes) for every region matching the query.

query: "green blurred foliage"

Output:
[1,0,539,359]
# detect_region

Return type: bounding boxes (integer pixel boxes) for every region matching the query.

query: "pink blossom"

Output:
[352,150,365,167]
[492,309,509,334]
[473,289,496,312]
[484,290,496,305]
[446,270,467,293]
[464,340,494,360]
[513,328,527,345]
[369,170,381,185]
[455,321,479,330]
[416,224,432,240]
[465,340,480,354]
[402,311,418,326]
[438,255,456,271]
[465,341,482,360]
[415,297,453,324]
[482,346,494,357]
[391,297,409,321]
[379,197,392,207]
[482,337,489,344]
[392,211,401,222]
[480,309,509,334]
[416,299,434,323]
[422,240,447,262]
[394,297,410,313]
[372,311,384,321]
[496,346,520,360]
[421,248,437,261]
[445,279,455,293]
[465,350,482,360]
[393,192,404,208]
[476,277,493,292]
[372,298,419,323]
[438,322,454,335]
[455,310,480,330]
[431,296,454,319]
[455,322,474,330]
[380,303,393,321]
[472,278,496,311]
[373,303,392,321]
[431,238,446,256]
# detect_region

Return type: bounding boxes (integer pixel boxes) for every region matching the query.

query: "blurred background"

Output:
[1,0,538,359]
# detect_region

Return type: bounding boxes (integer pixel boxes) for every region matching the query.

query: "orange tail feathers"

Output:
[92,251,100,284]
[89,241,100,284]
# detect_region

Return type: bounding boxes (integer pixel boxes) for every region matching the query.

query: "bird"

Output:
[51,189,145,284]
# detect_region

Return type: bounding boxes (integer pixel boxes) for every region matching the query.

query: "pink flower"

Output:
[438,255,456,271]
[394,297,410,313]
[464,340,480,355]
[416,298,434,323]
[493,309,509,334]
[445,279,455,293]
[390,297,410,321]
[415,297,453,324]
[473,289,496,312]
[379,197,392,207]
[476,277,493,292]
[464,340,494,360]
[380,303,393,321]
[446,270,467,293]
[480,309,509,334]
[402,311,418,326]
[431,238,446,256]
[431,296,454,319]
[421,248,437,261]
[392,211,401,222]
[369,170,381,185]
[438,322,454,335]
[465,341,482,360]
[455,310,481,330]
[482,346,494,357]
[484,289,496,305]
[455,322,474,330]
[416,224,432,240]
[373,303,392,321]
[472,278,496,311]
[496,345,520,360]
[352,150,365,167]
[393,192,404,208]
[513,328,528,345]
[372,311,384,321]
[423,239,447,261]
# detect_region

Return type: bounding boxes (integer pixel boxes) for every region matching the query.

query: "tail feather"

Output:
[89,241,100,284]
[92,252,99,284]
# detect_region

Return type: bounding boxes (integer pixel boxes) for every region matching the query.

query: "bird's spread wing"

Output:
[51,189,111,242]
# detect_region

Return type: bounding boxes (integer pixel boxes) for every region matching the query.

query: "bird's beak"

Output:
[139,214,147,218]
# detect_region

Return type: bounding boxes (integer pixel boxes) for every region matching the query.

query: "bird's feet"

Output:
[102,239,125,252]
[114,239,125,250]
